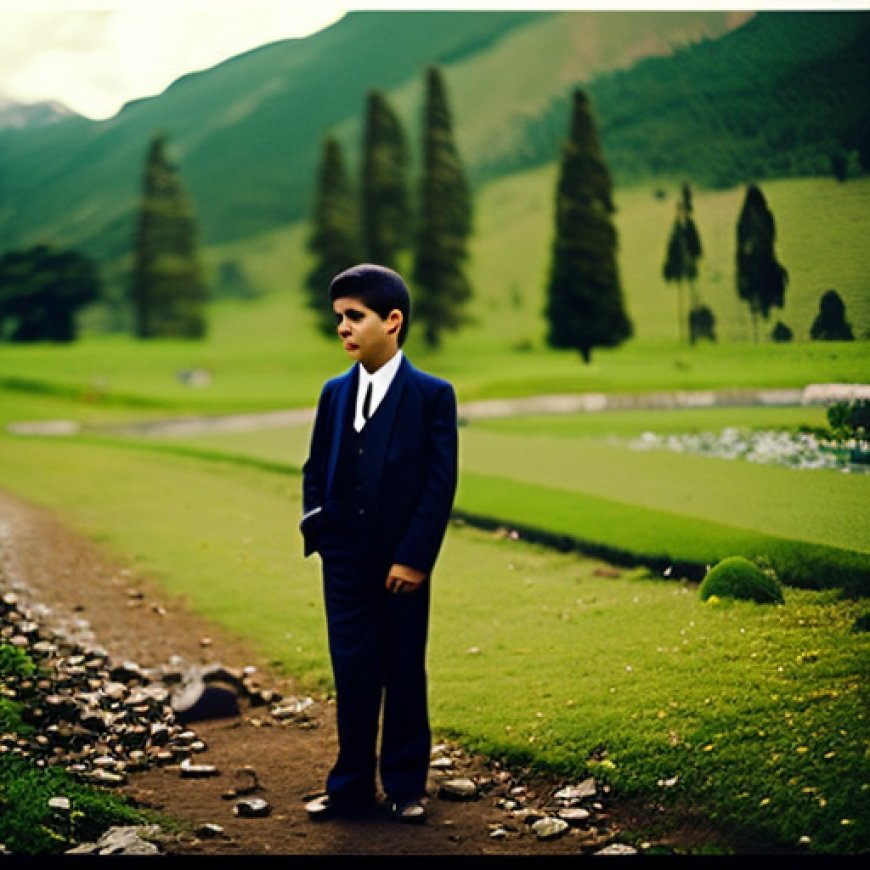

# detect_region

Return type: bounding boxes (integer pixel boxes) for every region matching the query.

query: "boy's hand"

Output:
[386,563,426,594]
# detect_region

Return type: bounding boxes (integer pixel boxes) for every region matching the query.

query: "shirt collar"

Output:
[358,349,403,390]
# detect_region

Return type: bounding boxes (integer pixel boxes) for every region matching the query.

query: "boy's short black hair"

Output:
[329,263,411,347]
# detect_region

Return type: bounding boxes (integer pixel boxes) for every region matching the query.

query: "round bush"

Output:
[699,556,784,604]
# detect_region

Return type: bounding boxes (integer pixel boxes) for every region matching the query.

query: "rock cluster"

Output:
[427,743,636,854]
[66,825,162,856]
[0,585,313,854]
[2,581,638,856]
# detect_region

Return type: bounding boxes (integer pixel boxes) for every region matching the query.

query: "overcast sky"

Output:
[0,1,863,120]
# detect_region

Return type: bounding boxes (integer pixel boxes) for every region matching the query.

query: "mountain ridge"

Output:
[0,97,78,131]
[3,9,865,271]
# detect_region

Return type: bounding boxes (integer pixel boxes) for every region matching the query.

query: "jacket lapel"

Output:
[325,365,357,496]
[362,355,409,479]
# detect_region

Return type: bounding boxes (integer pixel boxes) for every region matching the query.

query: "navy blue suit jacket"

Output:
[301,355,458,576]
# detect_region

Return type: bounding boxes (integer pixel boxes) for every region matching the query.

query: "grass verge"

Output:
[0,645,148,855]
[455,472,870,596]
[0,435,867,852]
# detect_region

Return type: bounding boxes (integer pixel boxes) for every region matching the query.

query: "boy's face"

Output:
[333,296,402,373]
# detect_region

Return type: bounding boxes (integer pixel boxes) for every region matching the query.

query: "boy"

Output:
[300,263,458,823]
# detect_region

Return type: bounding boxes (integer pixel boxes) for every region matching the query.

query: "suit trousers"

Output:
[318,528,431,804]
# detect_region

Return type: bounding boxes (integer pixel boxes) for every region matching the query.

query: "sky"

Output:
[1,1,866,121]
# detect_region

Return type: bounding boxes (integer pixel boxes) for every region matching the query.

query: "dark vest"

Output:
[330,380,395,544]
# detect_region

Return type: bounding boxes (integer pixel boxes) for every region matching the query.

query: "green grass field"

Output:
[0,434,866,853]
[469,170,870,346]
[460,414,870,553]
[1,171,869,853]
[59,401,864,594]
[2,174,869,419]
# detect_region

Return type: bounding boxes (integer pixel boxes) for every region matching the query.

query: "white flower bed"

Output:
[629,427,861,471]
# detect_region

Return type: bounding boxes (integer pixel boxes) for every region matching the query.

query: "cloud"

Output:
[0,0,851,118]
[0,1,346,119]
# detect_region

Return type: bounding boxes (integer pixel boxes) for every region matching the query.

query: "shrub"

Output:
[699,556,784,604]
[0,643,35,680]
[689,304,716,343]
[0,756,145,854]
[810,289,854,341]
[770,320,793,342]
[826,399,870,442]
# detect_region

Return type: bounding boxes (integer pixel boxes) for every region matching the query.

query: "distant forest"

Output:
[482,11,870,188]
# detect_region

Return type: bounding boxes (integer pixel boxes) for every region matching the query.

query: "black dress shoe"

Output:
[304,793,373,820]
[385,797,427,824]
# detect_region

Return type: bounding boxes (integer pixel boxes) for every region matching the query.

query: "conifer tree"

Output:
[544,90,631,364]
[736,184,788,342]
[662,183,703,343]
[306,136,363,335]
[412,66,472,349]
[130,132,206,338]
[361,90,411,269]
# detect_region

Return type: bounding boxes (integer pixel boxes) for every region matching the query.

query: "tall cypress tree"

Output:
[130,131,206,339]
[663,182,703,343]
[736,184,788,342]
[306,136,363,335]
[544,90,631,364]
[361,90,411,269]
[412,65,472,349]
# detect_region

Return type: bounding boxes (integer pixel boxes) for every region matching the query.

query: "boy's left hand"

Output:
[386,563,426,594]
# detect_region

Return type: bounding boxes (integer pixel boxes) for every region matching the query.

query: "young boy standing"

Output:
[300,263,458,824]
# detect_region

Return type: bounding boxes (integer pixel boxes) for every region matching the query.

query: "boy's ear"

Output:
[386,309,403,337]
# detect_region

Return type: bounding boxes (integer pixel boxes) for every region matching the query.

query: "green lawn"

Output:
[2,331,868,426]
[0,434,866,853]
[459,421,869,555]
[1,170,869,853]
[2,172,869,419]
[88,402,869,592]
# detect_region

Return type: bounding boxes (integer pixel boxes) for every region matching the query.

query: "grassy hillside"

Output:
[329,10,749,183]
[470,171,870,344]
[0,11,543,257]
[1,172,868,421]
[199,172,870,350]
[512,10,870,187]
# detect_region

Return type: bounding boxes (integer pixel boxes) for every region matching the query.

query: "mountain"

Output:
[510,10,870,187]
[0,9,744,262]
[0,98,77,131]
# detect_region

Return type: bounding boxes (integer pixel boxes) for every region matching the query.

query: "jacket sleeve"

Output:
[300,384,332,555]
[392,382,458,575]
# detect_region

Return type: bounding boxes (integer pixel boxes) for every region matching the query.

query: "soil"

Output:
[0,487,726,857]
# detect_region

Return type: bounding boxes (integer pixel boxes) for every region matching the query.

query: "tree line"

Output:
[539,89,855,361]
[0,129,205,343]
[482,11,870,192]
[0,73,859,354]
[661,177,856,346]
[305,65,472,350]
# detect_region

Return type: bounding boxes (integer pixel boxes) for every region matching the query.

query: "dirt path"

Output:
[0,487,719,856]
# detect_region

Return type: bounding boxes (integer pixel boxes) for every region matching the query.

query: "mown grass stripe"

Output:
[456,472,870,596]
[53,435,870,596]
[48,434,870,596]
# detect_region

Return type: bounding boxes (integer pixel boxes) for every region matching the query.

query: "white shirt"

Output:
[354,350,403,432]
